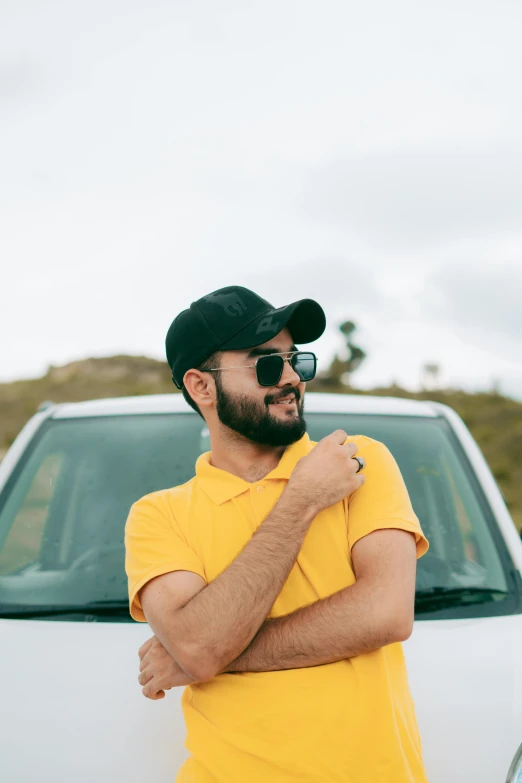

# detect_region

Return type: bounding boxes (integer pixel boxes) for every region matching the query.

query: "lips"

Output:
[270,393,298,405]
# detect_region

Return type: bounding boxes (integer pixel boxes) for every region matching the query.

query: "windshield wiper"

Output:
[0,600,131,620]
[415,586,510,612]
[2,588,511,619]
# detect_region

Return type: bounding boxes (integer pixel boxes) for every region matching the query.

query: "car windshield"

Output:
[0,410,517,621]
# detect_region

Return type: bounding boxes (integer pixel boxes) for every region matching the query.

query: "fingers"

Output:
[142,680,165,700]
[352,456,366,472]
[142,669,172,699]
[349,455,366,488]
[326,429,348,444]
[343,441,358,458]
[324,431,367,476]
[138,637,154,659]
[144,688,165,700]
[138,668,153,687]
[326,431,358,458]
[140,670,166,700]
[139,637,176,700]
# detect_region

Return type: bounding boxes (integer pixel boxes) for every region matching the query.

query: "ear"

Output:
[183,369,215,409]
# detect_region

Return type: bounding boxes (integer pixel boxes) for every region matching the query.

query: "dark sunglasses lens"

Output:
[257,355,283,386]
[292,352,316,381]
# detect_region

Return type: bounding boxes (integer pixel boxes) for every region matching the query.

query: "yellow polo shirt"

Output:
[125,432,430,783]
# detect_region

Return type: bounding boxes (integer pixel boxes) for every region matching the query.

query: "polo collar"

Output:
[195,432,313,506]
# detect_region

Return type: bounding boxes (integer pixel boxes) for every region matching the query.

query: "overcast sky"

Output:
[2,0,522,399]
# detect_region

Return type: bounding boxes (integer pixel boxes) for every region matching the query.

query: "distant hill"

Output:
[1,354,521,532]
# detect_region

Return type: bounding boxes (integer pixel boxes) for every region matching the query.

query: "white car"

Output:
[1,392,521,783]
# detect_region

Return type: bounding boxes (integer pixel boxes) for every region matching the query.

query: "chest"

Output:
[185,489,356,616]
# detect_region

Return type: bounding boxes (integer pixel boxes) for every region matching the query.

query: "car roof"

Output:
[51,392,439,418]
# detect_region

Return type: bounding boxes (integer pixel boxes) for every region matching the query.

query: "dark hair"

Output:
[180,351,223,419]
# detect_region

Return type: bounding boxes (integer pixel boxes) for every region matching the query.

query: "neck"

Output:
[208,426,287,483]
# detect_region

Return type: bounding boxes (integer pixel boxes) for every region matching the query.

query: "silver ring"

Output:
[353,456,365,473]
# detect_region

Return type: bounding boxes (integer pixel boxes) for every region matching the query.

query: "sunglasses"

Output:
[206,351,317,387]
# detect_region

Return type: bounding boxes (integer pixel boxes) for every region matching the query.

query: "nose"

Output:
[277,356,301,388]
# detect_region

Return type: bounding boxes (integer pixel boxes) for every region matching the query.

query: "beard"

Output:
[214,376,307,447]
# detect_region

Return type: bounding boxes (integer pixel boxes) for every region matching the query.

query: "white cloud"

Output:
[295,143,522,249]
[420,264,522,356]
[1,0,522,403]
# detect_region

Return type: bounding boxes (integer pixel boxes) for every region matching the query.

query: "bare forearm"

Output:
[169,489,317,677]
[224,580,405,673]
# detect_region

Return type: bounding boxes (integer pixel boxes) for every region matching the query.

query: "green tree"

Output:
[321,320,366,387]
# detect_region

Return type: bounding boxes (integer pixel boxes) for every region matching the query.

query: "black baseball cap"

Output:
[166,285,326,389]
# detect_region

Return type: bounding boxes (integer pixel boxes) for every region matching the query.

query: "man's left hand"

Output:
[138,636,195,699]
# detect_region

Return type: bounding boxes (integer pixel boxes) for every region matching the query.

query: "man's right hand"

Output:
[286,429,365,514]
[138,635,197,698]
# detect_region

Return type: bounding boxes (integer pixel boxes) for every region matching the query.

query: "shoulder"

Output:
[127,477,198,529]
[344,434,383,449]
[346,436,402,474]
[308,433,386,452]
[309,434,400,480]
[344,435,395,462]
[132,476,197,508]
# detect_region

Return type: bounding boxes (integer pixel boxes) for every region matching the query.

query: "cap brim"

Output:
[219,298,326,351]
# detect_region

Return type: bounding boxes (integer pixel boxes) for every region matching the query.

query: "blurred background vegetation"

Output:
[1,321,521,532]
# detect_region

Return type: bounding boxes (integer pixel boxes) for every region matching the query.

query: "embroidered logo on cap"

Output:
[255,315,280,335]
[203,292,248,317]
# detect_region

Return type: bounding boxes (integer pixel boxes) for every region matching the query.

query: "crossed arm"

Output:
[137,527,418,699]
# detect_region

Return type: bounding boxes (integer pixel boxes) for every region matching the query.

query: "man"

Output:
[125,284,430,783]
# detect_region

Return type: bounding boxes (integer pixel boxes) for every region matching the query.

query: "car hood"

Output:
[404,613,522,783]
[1,613,522,783]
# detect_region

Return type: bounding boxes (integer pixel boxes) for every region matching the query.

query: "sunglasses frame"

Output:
[204,350,317,387]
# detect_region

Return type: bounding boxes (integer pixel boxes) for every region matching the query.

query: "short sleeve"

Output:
[124,492,206,622]
[345,438,429,560]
